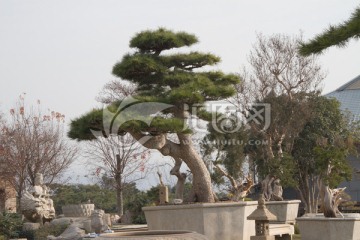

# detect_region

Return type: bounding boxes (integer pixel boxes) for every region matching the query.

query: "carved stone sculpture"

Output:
[91,209,107,233]
[20,173,55,224]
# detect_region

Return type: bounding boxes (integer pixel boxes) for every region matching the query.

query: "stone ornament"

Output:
[91,209,108,234]
[247,194,277,240]
[20,173,55,224]
[61,204,95,217]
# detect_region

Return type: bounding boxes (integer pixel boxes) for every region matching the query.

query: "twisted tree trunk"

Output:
[129,131,214,203]
[319,180,346,218]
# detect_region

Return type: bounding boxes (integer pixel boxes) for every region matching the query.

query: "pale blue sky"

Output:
[1,0,359,120]
[0,0,359,185]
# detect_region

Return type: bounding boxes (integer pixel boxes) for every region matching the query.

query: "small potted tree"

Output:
[295,98,360,240]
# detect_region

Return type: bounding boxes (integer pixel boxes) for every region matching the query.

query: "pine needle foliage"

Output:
[69,28,240,140]
[299,6,360,55]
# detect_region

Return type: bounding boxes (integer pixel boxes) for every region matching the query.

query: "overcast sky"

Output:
[1,0,359,185]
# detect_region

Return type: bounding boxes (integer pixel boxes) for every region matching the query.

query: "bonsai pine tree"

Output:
[68,28,240,202]
[299,5,360,55]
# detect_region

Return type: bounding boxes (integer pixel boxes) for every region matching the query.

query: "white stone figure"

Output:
[21,173,55,224]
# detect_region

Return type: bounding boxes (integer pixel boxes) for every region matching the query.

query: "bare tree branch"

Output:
[0,95,78,210]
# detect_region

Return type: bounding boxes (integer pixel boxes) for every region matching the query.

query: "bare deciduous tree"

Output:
[84,134,150,216]
[0,95,78,209]
[96,80,137,104]
[233,33,325,200]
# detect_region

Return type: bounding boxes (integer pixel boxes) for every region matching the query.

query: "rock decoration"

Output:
[20,173,55,224]
[47,225,85,240]
[61,203,95,217]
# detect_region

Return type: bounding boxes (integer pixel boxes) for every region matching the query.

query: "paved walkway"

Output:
[111,224,148,232]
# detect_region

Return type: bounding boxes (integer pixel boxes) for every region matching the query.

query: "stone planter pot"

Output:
[143,201,258,240]
[265,200,301,224]
[61,204,95,217]
[296,213,360,240]
[97,230,208,240]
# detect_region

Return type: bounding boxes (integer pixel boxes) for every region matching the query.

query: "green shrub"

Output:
[18,229,35,240]
[125,192,149,224]
[0,212,23,239]
[19,224,69,240]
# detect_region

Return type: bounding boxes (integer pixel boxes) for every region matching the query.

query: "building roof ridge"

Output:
[334,75,360,92]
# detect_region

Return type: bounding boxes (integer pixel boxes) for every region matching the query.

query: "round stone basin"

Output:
[97,230,208,240]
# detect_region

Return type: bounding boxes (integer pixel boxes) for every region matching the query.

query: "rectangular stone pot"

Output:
[143,201,258,240]
[265,200,301,224]
[296,213,360,240]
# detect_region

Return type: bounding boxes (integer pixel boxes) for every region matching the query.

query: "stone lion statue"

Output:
[91,209,109,233]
